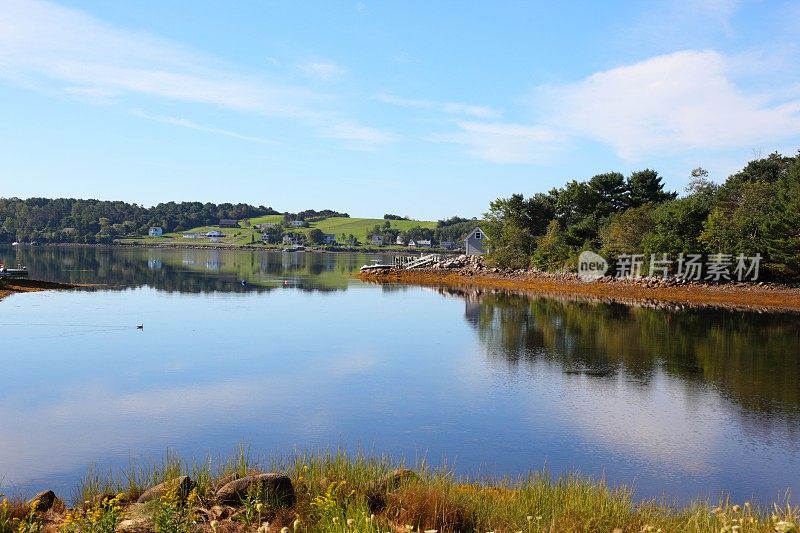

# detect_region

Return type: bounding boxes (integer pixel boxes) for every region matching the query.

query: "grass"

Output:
[1,450,797,532]
[117,216,438,248]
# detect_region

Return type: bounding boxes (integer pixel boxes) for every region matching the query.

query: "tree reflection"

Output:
[451,288,800,417]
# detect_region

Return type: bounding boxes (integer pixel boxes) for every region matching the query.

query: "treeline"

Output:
[367,216,480,246]
[0,198,277,244]
[485,151,800,279]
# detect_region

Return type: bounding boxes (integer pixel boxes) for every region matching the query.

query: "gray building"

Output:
[464,227,486,256]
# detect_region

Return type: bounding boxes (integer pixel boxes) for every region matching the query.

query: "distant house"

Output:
[408,239,417,247]
[206,230,223,238]
[282,234,297,245]
[148,227,163,237]
[260,233,271,244]
[396,235,405,245]
[464,227,486,256]
[322,234,337,245]
[440,241,455,250]
[182,233,199,239]
[417,239,432,248]
[219,219,240,228]
[289,220,305,228]
[371,235,384,246]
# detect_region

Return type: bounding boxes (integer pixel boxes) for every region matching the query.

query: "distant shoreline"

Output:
[358,260,800,313]
[4,241,457,255]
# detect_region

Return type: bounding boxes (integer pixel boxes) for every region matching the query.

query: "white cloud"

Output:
[540,50,800,160]
[439,121,564,164]
[376,93,500,119]
[0,0,390,149]
[298,61,346,81]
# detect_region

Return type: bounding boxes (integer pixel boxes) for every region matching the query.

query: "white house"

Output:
[289,220,305,228]
[465,227,486,256]
[282,234,297,245]
[417,239,432,248]
[396,235,405,245]
[148,227,163,237]
[206,230,223,238]
[408,239,417,247]
[322,234,337,245]
[371,235,384,246]
[261,233,271,243]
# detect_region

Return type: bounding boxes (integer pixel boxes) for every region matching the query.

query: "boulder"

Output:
[28,490,56,513]
[136,475,192,504]
[216,473,294,508]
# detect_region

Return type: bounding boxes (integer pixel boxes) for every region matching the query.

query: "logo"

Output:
[578,251,609,282]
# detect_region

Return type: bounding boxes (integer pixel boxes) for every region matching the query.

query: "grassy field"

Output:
[1,450,796,533]
[119,216,438,247]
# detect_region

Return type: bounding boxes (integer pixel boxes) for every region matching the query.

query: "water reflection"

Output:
[2,247,799,505]
[448,288,800,419]
[0,245,395,293]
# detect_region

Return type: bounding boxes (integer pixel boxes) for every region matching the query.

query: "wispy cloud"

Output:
[297,61,346,81]
[376,93,500,119]
[538,49,800,160]
[0,0,389,149]
[436,121,564,164]
[319,121,394,150]
[131,110,278,145]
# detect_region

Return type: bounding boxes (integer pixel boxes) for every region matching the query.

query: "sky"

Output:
[1,0,799,219]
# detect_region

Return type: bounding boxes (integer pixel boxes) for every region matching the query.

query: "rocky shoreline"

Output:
[358,255,800,313]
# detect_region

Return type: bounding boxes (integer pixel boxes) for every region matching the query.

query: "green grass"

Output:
[119,216,438,247]
[308,217,437,242]
[3,450,797,533]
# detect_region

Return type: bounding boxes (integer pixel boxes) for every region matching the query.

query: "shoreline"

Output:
[358,260,800,313]
[5,241,452,255]
[0,278,78,300]
[1,452,796,533]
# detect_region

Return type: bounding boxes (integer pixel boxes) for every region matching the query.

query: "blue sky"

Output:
[1,0,799,219]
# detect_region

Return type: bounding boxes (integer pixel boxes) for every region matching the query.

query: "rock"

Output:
[116,506,153,533]
[136,475,192,504]
[28,490,56,513]
[215,473,295,508]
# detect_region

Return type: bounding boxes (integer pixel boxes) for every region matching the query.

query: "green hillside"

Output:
[307,217,436,242]
[120,216,438,247]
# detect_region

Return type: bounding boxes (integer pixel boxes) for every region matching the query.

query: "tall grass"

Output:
[4,449,796,532]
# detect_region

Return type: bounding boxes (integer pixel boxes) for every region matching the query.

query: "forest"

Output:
[484,151,800,280]
[0,199,278,244]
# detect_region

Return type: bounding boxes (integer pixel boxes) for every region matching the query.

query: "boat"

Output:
[0,265,29,277]
[281,245,305,252]
[11,241,20,246]
[360,259,393,272]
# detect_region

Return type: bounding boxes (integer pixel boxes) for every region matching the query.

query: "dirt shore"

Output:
[0,278,77,300]
[358,264,800,313]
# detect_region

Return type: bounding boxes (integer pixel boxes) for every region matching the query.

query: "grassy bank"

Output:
[1,451,797,532]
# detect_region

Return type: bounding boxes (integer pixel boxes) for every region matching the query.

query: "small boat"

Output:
[0,266,29,277]
[360,259,392,272]
[282,245,305,252]
[11,241,20,246]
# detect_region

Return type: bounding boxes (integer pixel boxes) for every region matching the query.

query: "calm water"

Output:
[1,245,798,504]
